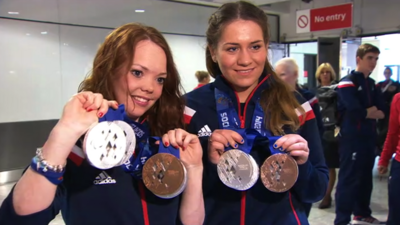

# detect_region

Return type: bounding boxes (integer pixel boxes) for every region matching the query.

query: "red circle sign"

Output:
[297,15,308,28]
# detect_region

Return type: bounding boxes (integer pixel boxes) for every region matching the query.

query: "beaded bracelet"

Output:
[30,148,66,185]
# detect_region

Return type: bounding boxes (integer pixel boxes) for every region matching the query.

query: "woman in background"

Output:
[378,92,400,225]
[194,70,210,89]
[275,57,325,217]
[315,62,340,209]
[376,67,400,156]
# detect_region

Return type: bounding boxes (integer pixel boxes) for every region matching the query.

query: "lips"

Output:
[132,95,151,107]
[235,68,254,75]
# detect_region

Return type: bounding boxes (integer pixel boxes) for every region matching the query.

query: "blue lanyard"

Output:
[214,88,283,155]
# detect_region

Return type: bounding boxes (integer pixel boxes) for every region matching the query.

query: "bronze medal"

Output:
[260,153,298,193]
[142,153,187,199]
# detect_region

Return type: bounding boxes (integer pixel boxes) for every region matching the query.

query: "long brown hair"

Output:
[206,1,304,135]
[78,23,185,136]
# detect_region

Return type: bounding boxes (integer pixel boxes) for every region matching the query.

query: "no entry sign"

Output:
[296,3,353,34]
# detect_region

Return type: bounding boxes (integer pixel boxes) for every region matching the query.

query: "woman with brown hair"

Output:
[0,23,204,225]
[184,1,328,224]
[194,70,211,89]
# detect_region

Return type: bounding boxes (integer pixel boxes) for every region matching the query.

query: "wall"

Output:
[280,0,400,42]
[0,18,207,171]
[288,42,318,85]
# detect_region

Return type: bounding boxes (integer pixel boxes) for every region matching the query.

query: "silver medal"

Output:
[83,121,127,169]
[217,149,259,191]
[113,121,136,166]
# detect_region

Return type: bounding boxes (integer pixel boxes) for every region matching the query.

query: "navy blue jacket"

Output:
[184,74,328,225]
[337,70,386,137]
[0,122,181,225]
[297,88,324,138]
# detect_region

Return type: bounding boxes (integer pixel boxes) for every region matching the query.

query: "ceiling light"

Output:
[8,12,19,15]
[26,33,30,36]
[41,31,48,34]
[135,9,145,13]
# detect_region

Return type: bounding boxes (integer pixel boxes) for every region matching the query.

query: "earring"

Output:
[212,57,217,63]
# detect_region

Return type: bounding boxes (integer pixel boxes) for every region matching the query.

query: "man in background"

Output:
[335,43,386,225]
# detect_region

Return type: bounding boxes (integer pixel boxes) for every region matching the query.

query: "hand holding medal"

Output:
[142,129,200,199]
[162,129,203,170]
[48,92,119,165]
[260,134,309,193]
[212,129,260,191]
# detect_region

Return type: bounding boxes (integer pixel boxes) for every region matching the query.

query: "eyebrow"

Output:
[223,40,263,46]
[132,64,167,76]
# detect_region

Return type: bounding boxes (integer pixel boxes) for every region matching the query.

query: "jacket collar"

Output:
[213,72,271,104]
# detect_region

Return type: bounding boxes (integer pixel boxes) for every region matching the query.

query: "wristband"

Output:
[30,148,66,185]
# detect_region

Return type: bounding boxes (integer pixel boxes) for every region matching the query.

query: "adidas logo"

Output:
[93,171,116,185]
[198,125,212,137]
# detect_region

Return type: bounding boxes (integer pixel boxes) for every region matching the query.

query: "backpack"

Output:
[316,84,338,129]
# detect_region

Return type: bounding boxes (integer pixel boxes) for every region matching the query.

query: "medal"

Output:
[142,153,187,199]
[260,153,298,193]
[217,149,259,191]
[83,121,127,169]
[113,120,136,166]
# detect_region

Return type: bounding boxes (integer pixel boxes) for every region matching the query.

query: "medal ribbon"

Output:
[215,88,284,155]
[149,137,180,159]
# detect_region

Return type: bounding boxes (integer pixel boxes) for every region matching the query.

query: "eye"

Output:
[227,47,238,52]
[157,77,166,84]
[130,70,143,77]
[252,45,261,50]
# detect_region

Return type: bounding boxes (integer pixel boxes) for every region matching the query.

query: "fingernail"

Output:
[241,139,245,143]
[98,112,103,118]
[164,142,169,146]
[182,146,186,150]
[114,102,119,107]
[278,147,284,151]
[87,108,93,112]
[234,144,238,148]
[273,144,278,148]
[226,143,229,147]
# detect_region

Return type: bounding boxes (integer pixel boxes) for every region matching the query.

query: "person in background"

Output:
[378,92,400,225]
[335,43,386,225]
[376,67,400,156]
[315,62,340,209]
[184,2,328,224]
[275,57,325,217]
[194,70,211,89]
[0,23,205,225]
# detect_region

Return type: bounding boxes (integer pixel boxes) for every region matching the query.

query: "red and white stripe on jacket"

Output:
[337,80,355,88]
[296,101,315,126]
[184,106,196,124]
[68,145,85,166]
[308,96,318,106]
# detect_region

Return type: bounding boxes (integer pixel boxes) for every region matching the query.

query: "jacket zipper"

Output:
[231,75,269,225]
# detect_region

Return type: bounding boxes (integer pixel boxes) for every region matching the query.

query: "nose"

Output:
[237,49,252,66]
[140,76,154,93]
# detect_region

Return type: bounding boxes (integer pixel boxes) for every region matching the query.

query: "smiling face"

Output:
[209,19,268,92]
[113,40,167,121]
